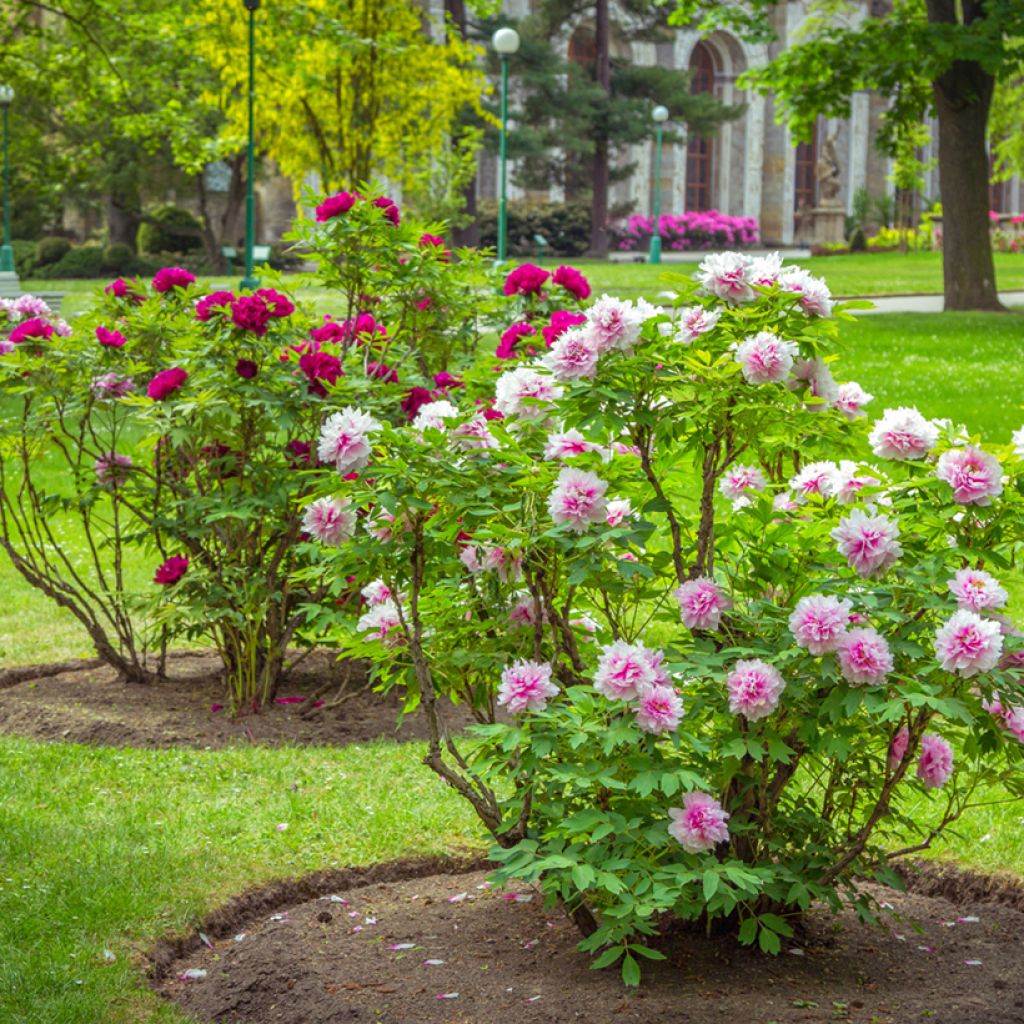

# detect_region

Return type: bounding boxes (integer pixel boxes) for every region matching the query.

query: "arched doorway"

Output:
[793,122,819,234]
[686,42,717,211]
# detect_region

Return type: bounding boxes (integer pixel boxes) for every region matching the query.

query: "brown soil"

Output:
[0,651,473,749]
[157,860,1024,1024]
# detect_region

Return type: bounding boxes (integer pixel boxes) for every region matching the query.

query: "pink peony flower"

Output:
[778,266,833,317]
[594,640,658,701]
[837,627,893,686]
[301,496,356,546]
[726,658,786,720]
[299,350,343,396]
[984,696,1024,744]
[547,467,608,533]
[834,381,873,420]
[147,367,188,400]
[917,733,953,789]
[230,294,273,336]
[934,609,1003,677]
[255,288,294,318]
[947,568,1008,612]
[91,373,134,398]
[94,452,132,487]
[452,417,498,451]
[503,263,550,297]
[831,508,902,577]
[605,498,632,526]
[372,195,400,225]
[316,191,357,221]
[497,660,559,713]
[832,461,881,504]
[544,429,600,461]
[95,325,126,349]
[105,277,145,302]
[675,577,731,631]
[419,233,448,257]
[542,310,587,347]
[634,684,684,734]
[496,321,537,360]
[356,600,403,645]
[671,305,721,345]
[868,407,938,461]
[734,331,797,384]
[552,264,591,300]
[696,251,753,304]
[543,328,600,380]
[889,726,909,769]
[195,291,235,322]
[317,407,382,475]
[789,461,839,501]
[789,594,852,655]
[154,555,189,585]
[152,267,196,293]
[789,357,838,408]
[494,366,563,420]
[668,792,730,853]
[586,295,655,352]
[935,445,1003,506]
[309,316,348,345]
[9,318,54,345]
[719,465,767,507]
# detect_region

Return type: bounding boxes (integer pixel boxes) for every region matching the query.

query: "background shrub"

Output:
[47,245,106,279]
[11,240,38,278]
[137,205,203,256]
[35,235,72,268]
[477,199,591,257]
[101,242,137,275]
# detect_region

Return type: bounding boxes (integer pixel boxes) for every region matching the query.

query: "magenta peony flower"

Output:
[95,325,126,349]
[496,321,537,360]
[668,792,730,853]
[634,684,684,734]
[154,555,189,585]
[543,309,587,348]
[400,386,435,420]
[837,627,893,686]
[152,267,196,293]
[544,429,600,461]
[317,407,381,475]
[543,328,600,380]
[105,277,144,302]
[696,251,753,304]
[494,366,563,420]
[301,496,356,546]
[195,291,235,322]
[675,577,731,631]
[889,726,909,769]
[94,452,132,487]
[917,733,953,789]
[833,381,873,420]
[9,318,54,345]
[299,350,343,396]
[255,288,294,318]
[310,317,348,345]
[789,594,852,655]
[235,358,258,379]
[934,609,1003,677]
[372,195,400,225]
[497,659,559,713]
[286,439,312,467]
[418,233,448,258]
[230,294,273,336]
[315,191,357,222]
[947,568,1007,612]
[831,508,902,577]
[735,331,797,384]
[552,264,591,300]
[366,360,399,383]
[503,263,550,297]
[433,371,463,391]
[936,445,1003,506]
[726,658,786,720]
[672,306,721,345]
[719,464,767,507]
[547,466,608,533]
[147,367,188,400]
[594,640,658,701]
[868,407,938,461]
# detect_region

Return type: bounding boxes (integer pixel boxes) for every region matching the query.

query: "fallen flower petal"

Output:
[388,943,416,951]
[958,916,980,923]
[199,932,213,949]
[179,969,207,981]
[209,704,224,713]
[448,892,468,903]
[424,959,445,966]
[436,993,459,1000]
[276,823,288,832]
[964,959,983,966]
[274,696,307,705]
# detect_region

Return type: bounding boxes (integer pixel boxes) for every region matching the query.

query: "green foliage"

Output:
[137,205,203,256]
[35,235,72,268]
[47,244,107,279]
[477,199,592,257]
[848,227,867,252]
[102,242,137,275]
[9,240,38,279]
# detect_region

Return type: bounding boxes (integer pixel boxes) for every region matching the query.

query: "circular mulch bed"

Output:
[155,859,1024,1024]
[0,651,474,749]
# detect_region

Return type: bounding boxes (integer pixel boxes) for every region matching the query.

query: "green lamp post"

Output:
[0,84,14,277]
[240,0,261,292]
[648,104,669,265]
[492,26,520,265]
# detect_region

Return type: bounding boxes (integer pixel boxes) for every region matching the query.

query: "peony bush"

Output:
[305,248,1024,982]
[612,210,759,253]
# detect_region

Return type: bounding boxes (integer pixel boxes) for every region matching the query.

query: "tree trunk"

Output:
[445,0,480,248]
[105,194,140,251]
[588,0,611,256]
[927,0,1003,311]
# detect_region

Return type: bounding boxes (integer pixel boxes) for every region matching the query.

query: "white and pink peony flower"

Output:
[833,381,874,419]
[868,407,938,461]
[302,496,356,546]
[789,594,852,655]
[543,328,601,380]
[497,660,559,713]
[671,306,721,344]
[494,366,563,420]
[696,251,753,304]
[547,467,608,533]
[594,640,659,701]
[544,429,601,461]
[668,792,730,853]
[634,684,684,734]
[934,609,1003,677]
[676,577,731,631]
[318,407,381,475]
[917,733,953,789]
[789,461,839,501]
[586,295,656,352]
[734,331,798,384]
[778,266,834,317]
[935,445,1003,506]
[356,600,403,646]
[726,659,786,720]
[605,498,633,526]
[947,568,1008,613]
[837,627,893,686]
[831,508,902,577]
[719,464,767,507]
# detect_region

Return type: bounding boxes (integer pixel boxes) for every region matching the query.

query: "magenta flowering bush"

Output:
[612,210,759,253]
[303,249,1024,983]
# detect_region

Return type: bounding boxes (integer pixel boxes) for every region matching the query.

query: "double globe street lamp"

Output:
[0,84,15,279]
[491,26,520,265]
[240,0,260,292]
[648,104,669,265]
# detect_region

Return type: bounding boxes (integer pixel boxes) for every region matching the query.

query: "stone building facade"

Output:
[476,0,1021,246]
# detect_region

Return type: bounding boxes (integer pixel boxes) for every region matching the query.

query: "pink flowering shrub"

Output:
[611,210,759,252]
[305,247,1024,985]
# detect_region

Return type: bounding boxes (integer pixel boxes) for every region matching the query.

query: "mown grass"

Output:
[0,734,1019,1023]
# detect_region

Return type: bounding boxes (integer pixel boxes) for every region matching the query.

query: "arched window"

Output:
[794,122,819,225]
[686,42,717,211]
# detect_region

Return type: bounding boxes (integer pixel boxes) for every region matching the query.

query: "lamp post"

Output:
[240,0,260,292]
[0,84,14,278]
[492,26,520,264]
[648,104,669,265]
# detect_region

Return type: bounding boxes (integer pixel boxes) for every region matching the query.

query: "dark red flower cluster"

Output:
[95,325,127,349]
[315,191,358,222]
[154,555,189,585]
[9,318,54,345]
[299,350,343,397]
[552,264,591,300]
[195,291,235,322]
[147,367,188,400]
[503,263,550,297]
[152,267,196,293]
[105,278,146,303]
[496,321,537,360]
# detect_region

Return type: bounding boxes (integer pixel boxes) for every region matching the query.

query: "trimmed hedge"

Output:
[137,205,203,255]
[477,199,591,257]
